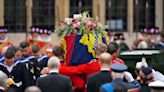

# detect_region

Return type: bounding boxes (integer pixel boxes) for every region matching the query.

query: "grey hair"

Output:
[0,71,8,87]
[48,56,61,69]
[25,86,41,92]
[111,72,124,80]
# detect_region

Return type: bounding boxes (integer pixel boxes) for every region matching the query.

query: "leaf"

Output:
[61,29,68,37]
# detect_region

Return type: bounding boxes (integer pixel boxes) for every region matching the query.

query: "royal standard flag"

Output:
[61,33,107,66]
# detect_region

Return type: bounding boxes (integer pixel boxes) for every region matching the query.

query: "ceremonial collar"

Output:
[20,55,35,63]
[0,57,5,63]
[0,60,19,68]
[38,55,48,62]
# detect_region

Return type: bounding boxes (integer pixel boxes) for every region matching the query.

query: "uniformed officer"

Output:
[139,66,154,92]
[28,26,55,56]
[154,30,164,48]
[100,64,139,92]
[0,49,31,92]
[113,33,129,52]
[148,27,160,48]
[19,41,41,85]
[31,45,49,69]
[28,26,40,46]
[0,26,12,53]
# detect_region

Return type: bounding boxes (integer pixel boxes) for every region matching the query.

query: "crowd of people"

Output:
[0,26,164,92]
[108,28,164,52]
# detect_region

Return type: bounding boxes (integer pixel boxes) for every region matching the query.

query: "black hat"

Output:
[0,26,8,33]
[30,26,53,35]
[148,28,160,34]
[111,64,127,73]
[140,28,148,33]
[30,27,38,33]
[38,28,52,35]
[114,33,125,41]
[141,66,152,75]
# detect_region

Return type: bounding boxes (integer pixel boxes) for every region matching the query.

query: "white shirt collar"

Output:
[49,69,59,73]
[101,68,110,71]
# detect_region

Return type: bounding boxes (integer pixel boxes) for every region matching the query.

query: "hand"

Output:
[124,71,134,82]
[6,78,15,87]
[41,67,50,74]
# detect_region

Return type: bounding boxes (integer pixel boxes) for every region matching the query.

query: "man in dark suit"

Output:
[100,64,128,92]
[87,52,113,92]
[36,56,72,92]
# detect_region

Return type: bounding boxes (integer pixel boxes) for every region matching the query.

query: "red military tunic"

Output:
[112,57,125,64]
[59,63,87,89]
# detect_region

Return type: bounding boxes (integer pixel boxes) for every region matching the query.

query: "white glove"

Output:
[152,69,164,82]
[124,71,134,82]
[141,57,148,67]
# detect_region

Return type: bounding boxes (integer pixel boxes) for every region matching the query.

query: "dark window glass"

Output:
[106,0,127,32]
[32,0,55,28]
[4,0,26,32]
[133,0,155,31]
[70,0,92,17]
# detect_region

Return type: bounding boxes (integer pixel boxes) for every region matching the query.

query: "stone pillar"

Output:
[55,0,69,26]
[155,0,163,31]
[93,0,105,25]
[127,0,133,34]
[26,0,32,32]
[0,0,4,26]
[63,0,69,19]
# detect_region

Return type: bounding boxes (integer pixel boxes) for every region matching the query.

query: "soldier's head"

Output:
[99,52,113,68]
[0,27,8,43]
[20,41,30,57]
[8,46,22,60]
[107,42,119,58]
[4,49,15,66]
[32,45,40,59]
[110,64,127,80]
[52,46,65,60]
[95,43,107,58]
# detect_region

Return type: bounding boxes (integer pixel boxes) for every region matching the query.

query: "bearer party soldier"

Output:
[19,41,41,85]
[0,49,31,92]
[28,26,55,56]
[0,26,12,53]
[31,45,50,69]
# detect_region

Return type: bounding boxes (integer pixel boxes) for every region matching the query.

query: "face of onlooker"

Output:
[20,47,30,57]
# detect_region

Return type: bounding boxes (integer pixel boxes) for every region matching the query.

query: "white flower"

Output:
[73,14,82,20]
[64,18,73,25]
